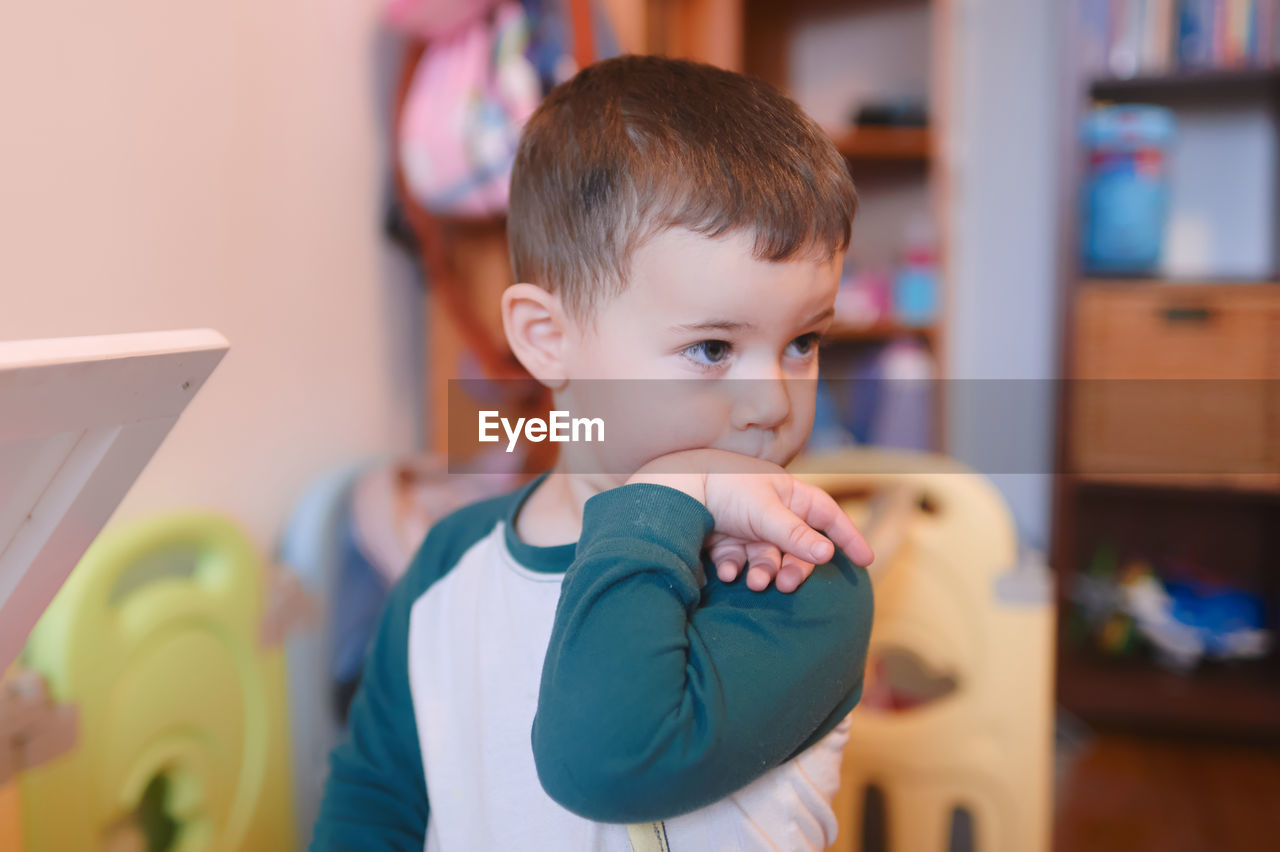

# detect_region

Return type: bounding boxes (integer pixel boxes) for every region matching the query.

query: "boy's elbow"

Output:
[534,753,637,823]
[532,721,690,823]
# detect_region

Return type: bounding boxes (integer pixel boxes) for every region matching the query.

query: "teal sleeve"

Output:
[531,483,874,823]
[309,564,429,850]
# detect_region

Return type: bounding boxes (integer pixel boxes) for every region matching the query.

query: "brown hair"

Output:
[508,54,857,322]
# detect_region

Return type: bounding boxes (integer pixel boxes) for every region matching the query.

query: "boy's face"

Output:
[555,228,842,475]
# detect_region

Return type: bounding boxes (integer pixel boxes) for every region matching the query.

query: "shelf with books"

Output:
[1054,0,1280,737]
[1081,0,1280,82]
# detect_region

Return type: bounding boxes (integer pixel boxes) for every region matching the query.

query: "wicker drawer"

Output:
[1070,284,1280,478]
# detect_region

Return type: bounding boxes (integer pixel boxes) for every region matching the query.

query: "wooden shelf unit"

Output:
[1051,56,1280,735]
[828,125,931,162]
[1090,66,1280,100]
[1058,652,1280,735]
[1072,472,1280,496]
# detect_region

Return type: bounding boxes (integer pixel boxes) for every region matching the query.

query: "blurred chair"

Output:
[792,449,1055,852]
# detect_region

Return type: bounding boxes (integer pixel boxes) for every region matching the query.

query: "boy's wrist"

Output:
[626,448,758,505]
[623,470,709,505]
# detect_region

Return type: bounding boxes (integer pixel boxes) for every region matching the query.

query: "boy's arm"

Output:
[532,482,874,824]
[310,570,429,851]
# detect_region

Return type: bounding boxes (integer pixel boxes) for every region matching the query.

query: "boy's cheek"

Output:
[566,382,728,460]
[554,381,815,471]
[602,409,729,473]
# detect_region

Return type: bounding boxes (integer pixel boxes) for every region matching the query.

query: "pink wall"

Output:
[0,1,422,548]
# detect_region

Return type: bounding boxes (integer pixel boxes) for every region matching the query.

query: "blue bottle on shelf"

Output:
[893,245,939,327]
[1081,104,1176,274]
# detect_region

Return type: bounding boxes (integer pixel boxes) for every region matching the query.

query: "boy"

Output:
[313,55,875,851]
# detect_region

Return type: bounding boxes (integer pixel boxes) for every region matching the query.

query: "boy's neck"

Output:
[512,461,626,547]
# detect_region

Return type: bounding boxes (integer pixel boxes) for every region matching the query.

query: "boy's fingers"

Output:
[744,541,782,591]
[708,536,748,582]
[792,484,875,566]
[775,557,814,594]
[750,496,835,565]
[708,536,746,563]
[746,566,772,591]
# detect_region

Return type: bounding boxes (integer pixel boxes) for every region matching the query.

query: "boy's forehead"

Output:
[626,228,841,318]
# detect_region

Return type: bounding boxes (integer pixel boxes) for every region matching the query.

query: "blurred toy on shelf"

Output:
[1069,541,1274,672]
[834,260,893,328]
[1080,104,1176,274]
[834,216,941,331]
[892,216,940,327]
[869,340,935,452]
[820,337,936,454]
[851,97,928,128]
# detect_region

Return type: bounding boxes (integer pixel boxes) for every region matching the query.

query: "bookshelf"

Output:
[1052,1,1280,736]
[1079,0,1280,78]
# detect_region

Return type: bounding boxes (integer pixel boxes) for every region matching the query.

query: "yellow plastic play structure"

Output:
[793,449,1055,852]
[1,514,296,851]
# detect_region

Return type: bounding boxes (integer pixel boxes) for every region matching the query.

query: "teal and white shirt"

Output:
[312,474,874,851]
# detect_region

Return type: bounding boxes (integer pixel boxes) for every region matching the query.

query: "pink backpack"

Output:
[396,1,545,217]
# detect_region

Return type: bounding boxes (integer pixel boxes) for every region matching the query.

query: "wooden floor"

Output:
[1054,732,1280,852]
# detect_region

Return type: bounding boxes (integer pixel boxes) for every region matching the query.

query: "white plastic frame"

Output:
[0,329,228,669]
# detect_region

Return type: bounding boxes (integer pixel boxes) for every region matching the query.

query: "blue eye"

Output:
[787,332,822,358]
[683,340,732,366]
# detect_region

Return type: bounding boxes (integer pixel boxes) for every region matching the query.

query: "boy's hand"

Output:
[705,531,813,594]
[626,449,873,593]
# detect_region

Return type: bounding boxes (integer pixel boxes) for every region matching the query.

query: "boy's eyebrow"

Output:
[669,307,835,335]
[669,319,754,334]
[804,307,835,326]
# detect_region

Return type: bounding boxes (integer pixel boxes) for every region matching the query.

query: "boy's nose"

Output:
[729,372,792,433]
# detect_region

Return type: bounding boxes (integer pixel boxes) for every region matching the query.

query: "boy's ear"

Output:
[501,283,569,390]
